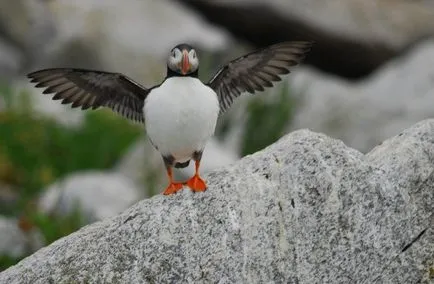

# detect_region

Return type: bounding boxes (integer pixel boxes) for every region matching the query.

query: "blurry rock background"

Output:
[1,0,434,271]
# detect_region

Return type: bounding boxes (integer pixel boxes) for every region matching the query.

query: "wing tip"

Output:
[27,70,43,81]
[27,69,51,78]
[26,68,72,81]
[279,40,314,52]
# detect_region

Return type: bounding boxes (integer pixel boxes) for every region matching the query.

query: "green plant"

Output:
[0,110,142,213]
[0,255,24,272]
[241,83,296,156]
[31,208,85,245]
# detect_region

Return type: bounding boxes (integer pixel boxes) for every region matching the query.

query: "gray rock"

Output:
[31,0,230,77]
[0,39,22,77]
[21,83,86,127]
[289,39,434,153]
[0,0,55,75]
[38,171,143,223]
[225,0,434,49]
[114,136,168,193]
[0,216,44,259]
[178,138,239,178]
[182,0,434,78]
[1,120,434,283]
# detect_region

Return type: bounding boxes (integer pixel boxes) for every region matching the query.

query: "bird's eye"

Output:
[171,50,176,57]
[192,51,196,59]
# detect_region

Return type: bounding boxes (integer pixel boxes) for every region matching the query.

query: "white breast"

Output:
[144,77,220,162]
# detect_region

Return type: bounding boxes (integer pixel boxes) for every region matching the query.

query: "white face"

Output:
[167,47,199,75]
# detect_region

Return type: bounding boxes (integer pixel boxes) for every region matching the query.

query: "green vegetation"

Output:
[216,83,296,156]
[241,83,296,156]
[0,85,142,271]
[32,207,85,244]
[0,256,24,270]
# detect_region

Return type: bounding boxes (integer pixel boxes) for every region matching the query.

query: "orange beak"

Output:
[180,49,190,75]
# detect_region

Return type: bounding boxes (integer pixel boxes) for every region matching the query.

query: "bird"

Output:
[27,41,313,195]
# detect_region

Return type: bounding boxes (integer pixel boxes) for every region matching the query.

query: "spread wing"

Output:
[27,68,150,123]
[208,41,313,113]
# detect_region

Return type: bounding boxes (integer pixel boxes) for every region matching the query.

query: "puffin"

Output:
[27,41,313,195]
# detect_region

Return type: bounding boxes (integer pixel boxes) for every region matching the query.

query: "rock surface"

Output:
[38,171,143,223]
[0,216,44,259]
[288,39,434,153]
[182,0,434,78]
[1,120,434,283]
[0,0,55,77]
[31,0,229,77]
[0,39,22,78]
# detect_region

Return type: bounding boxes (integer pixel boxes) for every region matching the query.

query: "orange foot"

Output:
[163,182,184,195]
[186,175,207,192]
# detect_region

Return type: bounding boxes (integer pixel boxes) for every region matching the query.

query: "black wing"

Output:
[27,68,150,123]
[208,41,313,113]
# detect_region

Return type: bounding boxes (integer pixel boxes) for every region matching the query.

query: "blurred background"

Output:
[1,0,434,270]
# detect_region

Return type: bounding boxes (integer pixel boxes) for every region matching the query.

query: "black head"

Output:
[167,43,199,78]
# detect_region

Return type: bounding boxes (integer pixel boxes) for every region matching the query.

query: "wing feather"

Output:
[27,68,150,122]
[208,41,313,113]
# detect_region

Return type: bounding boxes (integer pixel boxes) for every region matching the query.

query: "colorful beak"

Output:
[181,49,190,75]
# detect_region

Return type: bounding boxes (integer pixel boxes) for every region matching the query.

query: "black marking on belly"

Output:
[175,160,190,168]
[163,150,202,169]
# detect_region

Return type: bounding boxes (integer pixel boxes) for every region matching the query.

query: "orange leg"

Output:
[186,160,207,192]
[163,167,184,195]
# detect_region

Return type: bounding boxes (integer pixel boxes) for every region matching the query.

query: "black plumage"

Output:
[27,68,149,123]
[208,41,313,113]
